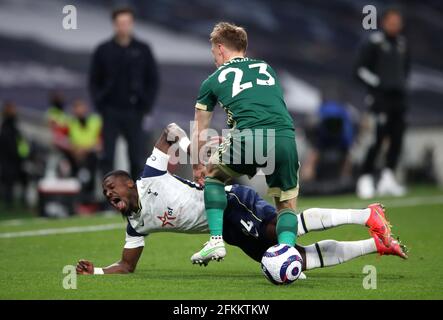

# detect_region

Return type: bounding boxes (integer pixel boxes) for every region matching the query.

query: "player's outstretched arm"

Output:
[76,247,143,275]
[154,123,190,154]
[191,109,213,185]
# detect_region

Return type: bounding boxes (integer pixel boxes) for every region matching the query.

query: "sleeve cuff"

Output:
[145,147,170,172]
[195,102,208,111]
[124,233,146,249]
[93,267,104,275]
[179,137,191,154]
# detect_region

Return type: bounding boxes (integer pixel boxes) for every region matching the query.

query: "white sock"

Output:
[297,208,371,236]
[304,239,377,270]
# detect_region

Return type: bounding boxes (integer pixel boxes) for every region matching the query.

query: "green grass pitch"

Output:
[0,185,442,300]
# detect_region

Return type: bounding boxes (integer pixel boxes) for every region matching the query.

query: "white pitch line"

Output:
[0,219,27,226]
[300,195,443,211]
[372,195,443,208]
[0,223,123,239]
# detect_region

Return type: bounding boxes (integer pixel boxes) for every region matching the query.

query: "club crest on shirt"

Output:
[157,207,176,227]
[148,188,158,196]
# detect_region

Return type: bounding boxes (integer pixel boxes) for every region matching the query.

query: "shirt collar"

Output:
[228,56,246,62]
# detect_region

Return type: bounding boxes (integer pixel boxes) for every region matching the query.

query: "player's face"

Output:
[382,13,403,36]
[211,43,224,67]
[72,101,88,118]
[113,13,134,39]
[102,176,134,215]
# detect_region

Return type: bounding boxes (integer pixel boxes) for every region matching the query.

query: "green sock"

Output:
[276,209,298,246]
[204,177,227,236]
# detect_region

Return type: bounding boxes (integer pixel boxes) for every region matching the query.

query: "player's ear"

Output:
[127,179,135,189]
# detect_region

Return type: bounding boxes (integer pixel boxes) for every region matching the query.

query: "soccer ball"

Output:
[261,244,303,285]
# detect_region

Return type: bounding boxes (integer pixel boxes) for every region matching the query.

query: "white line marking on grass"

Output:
[298,195,443,211]
[0,223,123,239]
[344,195,443,209]
[0,212,116,226]
[0,219,27,226]
[379,195,443,208]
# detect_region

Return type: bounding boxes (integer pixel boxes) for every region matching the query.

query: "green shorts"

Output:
[210,129,300,201]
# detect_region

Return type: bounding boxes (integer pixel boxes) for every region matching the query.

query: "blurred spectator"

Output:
[301,101,356,195]
[354,8,410,199]
[66,100,102,202]
[89,6,159,179]
[46,91,70,152]
[0,101,30,208]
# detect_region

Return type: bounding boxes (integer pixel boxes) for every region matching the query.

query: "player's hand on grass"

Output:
[193,164,207,186]
[76,259,94,275]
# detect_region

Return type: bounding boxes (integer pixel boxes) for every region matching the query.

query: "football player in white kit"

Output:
[76,124,407,275]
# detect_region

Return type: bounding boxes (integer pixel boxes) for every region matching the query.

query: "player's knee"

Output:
[319,240,341,255]
[205,163,217,175]
[275,198,297,211]
[206,164,229,183]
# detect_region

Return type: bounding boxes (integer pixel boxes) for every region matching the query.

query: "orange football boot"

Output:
[372,233,408,259]
[366,203,392,247]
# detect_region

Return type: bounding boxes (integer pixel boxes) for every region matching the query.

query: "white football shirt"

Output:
[124,148,209,249]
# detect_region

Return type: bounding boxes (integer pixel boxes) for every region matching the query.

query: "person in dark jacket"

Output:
[354,8,410,199]
[0,102,29,208]
[89,7,159,179]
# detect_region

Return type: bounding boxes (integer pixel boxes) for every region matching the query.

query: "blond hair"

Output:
[210,22,248,52]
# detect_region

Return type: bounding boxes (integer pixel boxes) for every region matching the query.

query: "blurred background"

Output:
[0,0,442,217]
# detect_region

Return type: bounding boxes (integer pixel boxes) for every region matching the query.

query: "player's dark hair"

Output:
[102,170,132,182]
[111,6,135,21]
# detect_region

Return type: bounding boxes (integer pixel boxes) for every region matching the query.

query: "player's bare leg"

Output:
[191,163,230,266]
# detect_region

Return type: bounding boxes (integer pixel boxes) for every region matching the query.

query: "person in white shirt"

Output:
[76,124,407,275]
